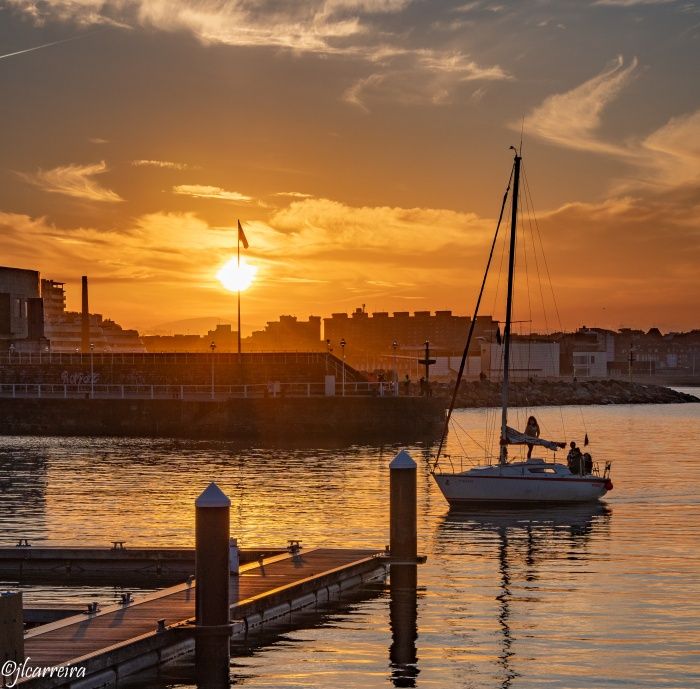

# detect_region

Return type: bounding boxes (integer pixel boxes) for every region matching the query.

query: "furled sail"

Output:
[504,426,566,451]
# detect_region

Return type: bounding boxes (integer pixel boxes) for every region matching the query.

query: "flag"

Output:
[237,219,249,249]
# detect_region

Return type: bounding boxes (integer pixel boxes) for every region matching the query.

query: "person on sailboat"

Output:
[524,415,540,459]
[567,441,583,474]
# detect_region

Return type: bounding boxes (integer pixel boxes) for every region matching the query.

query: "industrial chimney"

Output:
[81,275,89,353]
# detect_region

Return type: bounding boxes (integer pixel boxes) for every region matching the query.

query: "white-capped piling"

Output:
[195,482,232,688]
[390,449,417,562]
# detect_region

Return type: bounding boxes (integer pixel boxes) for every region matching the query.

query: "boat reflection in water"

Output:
[436,504,612,689]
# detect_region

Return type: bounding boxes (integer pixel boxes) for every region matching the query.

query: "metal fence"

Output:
[0,381,400,400]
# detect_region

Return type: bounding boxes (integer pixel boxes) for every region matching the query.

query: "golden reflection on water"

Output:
[1,401,699,688]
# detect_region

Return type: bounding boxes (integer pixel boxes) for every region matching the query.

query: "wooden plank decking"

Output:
[21,548,382,676]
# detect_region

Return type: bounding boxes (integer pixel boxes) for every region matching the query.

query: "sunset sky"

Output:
[0,0,698,335]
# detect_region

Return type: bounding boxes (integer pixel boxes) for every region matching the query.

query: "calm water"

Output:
[1,399,699,688]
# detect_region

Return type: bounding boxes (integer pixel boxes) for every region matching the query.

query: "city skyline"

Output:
[0,1,698,333]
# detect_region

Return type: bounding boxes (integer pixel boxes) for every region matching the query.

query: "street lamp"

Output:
[89,343,95,398]
[392,340,399,396]
[340,338,346,396]
[210,341,217,399]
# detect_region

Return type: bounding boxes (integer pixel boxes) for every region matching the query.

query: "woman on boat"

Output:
[525,415,540,459]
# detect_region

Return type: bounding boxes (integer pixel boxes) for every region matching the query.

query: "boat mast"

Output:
[499,148,521,464]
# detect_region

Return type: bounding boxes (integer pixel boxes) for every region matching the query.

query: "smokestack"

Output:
[81,276,89,353]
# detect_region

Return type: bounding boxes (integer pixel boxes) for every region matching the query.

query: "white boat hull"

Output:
[433,465,610,506]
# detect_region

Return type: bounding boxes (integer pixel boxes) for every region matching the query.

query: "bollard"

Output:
[0,591,24,666]
[389,564,419,688]
[195,482,232,689]
[390,450,417,562]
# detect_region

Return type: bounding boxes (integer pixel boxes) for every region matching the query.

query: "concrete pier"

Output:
[0,396,444,440]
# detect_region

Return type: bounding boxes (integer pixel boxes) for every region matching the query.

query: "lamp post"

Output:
[392,340,399,396]
[325,338,332,375]
[89,343,95,398]
[340,338,346,396]
[210,341,216,400]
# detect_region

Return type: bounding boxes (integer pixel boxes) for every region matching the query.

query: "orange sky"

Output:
[0,1,698,334]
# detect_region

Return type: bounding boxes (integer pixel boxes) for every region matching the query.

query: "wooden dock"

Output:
[16,547,385,688]
[0,545,285,579]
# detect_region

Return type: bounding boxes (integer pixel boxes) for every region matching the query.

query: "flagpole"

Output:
[237,226,241,356]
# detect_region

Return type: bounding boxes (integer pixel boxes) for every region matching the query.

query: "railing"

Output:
[0,381,400,400]
[0,351,347,367]
[432,453,610,477]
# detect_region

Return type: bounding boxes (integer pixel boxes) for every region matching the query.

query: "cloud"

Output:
[172,185,253,202]
[18,161,123,202]
[7,1,508,109]
[274,191,314,198]
[638,109,700,187]
[521,55,638,157]
[343,49,510,109]
[6,1,408,53]
[132,159,192,170]
[593,1,677,6]
[520,57,700,189]
[1,179,698,331]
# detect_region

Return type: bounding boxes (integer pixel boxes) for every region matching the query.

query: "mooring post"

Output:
[390,449,417,562]
[195,482,231,689]
[388,450,420,686]
[0,591,24,669]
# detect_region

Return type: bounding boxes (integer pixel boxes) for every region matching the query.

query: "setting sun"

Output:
[216,257,257,292]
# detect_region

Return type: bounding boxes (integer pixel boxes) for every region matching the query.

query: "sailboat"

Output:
[431,148,613,507]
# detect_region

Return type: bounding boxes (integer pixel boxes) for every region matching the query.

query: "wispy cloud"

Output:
[18,161,123,202]
[6,1,406,53]
[637,108,700,187]
[593,1,678,6]
[521,56,700,189]
[133,159,192,170]
[172,185,253,202]
[274,191,314,198]
[343,49,510,109]
[7,1,508,109]
[521,55,638,156]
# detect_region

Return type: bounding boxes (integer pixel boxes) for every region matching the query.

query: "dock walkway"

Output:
[18,547,384,688]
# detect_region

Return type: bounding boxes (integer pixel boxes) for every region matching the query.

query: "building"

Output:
[247,315,322,352]
[481,341,560,380]
[40,279,145,353]
[323,307,498,369]
[572,351,608,378]
[0,266,46,351]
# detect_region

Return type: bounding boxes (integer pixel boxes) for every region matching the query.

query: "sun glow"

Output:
[216,257,258,292]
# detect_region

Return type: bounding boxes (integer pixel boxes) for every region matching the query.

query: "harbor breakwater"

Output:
[441,378,698,408]
[0,396,445,440]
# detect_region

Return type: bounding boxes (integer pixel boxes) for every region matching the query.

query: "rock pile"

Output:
[436,379,699,408]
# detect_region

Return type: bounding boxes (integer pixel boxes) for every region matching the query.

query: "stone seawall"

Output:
[0,396,445,440]
[441,379,699,408]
